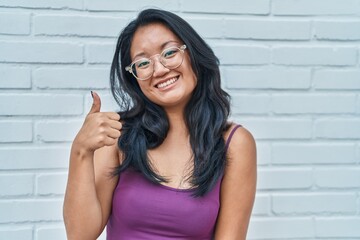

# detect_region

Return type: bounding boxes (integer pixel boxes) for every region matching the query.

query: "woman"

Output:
[63,9,256,240]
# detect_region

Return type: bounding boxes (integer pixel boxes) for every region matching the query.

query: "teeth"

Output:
[157,77,178,88]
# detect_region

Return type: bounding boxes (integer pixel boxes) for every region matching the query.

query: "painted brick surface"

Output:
[0,1,359,239]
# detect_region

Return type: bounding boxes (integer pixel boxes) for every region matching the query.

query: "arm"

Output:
[63,92,122,240]
[214,126,257,240]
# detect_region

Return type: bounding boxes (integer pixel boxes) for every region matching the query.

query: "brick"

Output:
[273,193,357,214]
[272,0,360,15]
[0,174,33,197]
[315,218,360,237]
[87,43,114,64]
[315,119,360,139]
[254,142,271,166]
[86,0,179,11]
[273,47,357,66]
[37,225,66,240]
[0,12,30,35]
[315,21,360,40]
[238,118,312,139]
[225,68,311,89]
[184,17,223,39]
[272,94,356,114]
[258,168,312,190]
[248,217,314,239]
[0,0,82,9]
[0,42,83,63]
[0,67,31,89]
[0,199,63,223]
[225,19,310,40]
[34,68,110,89]
[36,173,67,195]
[314,70,360,90]
[0,121,32,143]
[252,194,270,216]
[0,94,83,116]
[34,15,127,37]
[273,143,356,164]
[315,168,360,188]
[0,227,33,240]
[232,94,270,114]
[0,147,70,170]
[36,120,83,142]
[182,0,270,15]
[212,45,270,65]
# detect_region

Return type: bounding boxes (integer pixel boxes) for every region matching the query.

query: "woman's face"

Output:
[129,23,197,109]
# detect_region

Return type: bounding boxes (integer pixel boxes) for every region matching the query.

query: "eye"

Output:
[135,59,151,69]
[163,48,178,58]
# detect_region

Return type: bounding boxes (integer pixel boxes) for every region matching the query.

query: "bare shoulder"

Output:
[225,124,256,165]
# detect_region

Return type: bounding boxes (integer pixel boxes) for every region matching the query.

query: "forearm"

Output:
[63,146,103,240]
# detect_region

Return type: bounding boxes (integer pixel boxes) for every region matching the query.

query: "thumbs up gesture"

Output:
[72,91,122,155]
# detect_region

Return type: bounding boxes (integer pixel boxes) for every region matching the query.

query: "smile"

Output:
[156,77,179,89]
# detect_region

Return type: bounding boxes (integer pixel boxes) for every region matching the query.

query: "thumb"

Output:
[89,91,101,114]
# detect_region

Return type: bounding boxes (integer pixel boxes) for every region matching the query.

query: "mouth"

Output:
[155,76,179,89]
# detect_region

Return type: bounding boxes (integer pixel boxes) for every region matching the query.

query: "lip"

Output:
[153,75,179,88]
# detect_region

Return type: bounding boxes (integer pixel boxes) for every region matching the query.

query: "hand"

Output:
[73,91,122,155]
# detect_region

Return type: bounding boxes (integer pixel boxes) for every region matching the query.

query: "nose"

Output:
[152,55,170,78]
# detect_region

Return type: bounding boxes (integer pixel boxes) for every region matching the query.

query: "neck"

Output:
[164,107,189,138]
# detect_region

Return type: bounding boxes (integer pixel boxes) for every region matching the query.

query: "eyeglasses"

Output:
[125,45,187,81]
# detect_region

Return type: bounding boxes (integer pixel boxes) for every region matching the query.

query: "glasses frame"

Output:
[125,45,187,81]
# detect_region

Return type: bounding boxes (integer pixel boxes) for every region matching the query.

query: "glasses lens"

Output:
[132,58,153,80]
[161,47,183,69]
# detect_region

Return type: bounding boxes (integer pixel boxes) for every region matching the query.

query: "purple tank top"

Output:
[107,125,242,240]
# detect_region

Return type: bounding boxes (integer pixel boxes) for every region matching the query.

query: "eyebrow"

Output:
[132,40,180,60]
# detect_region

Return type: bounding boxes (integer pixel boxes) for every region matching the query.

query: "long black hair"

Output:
[110,9,231,197]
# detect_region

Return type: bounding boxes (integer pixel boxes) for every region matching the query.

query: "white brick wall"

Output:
[0,1,359,239]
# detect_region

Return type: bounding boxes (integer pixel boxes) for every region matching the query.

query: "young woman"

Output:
[63,9,256,240]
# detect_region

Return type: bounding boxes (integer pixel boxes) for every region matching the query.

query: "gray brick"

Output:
[36,173,67,195]
[273,193,357,214]
[258,168,313,190]
[34,15,127,37]
[248,217,314,239]
[315,168,360,188]
[225,19,310,40]
[0,12,30,35]
[0,67,31,89]
[87,43,115,64]
[315,21,360,40]
[213,45,270,65]
[0,94,83,116]
[232,94,270,114]
[314,70,360,90]
[252,194,270,216]
[272,94,357,114]
[182,0,270,15]
[225,68,311,89]
[0,227,33,240]
[256,143,271,166]
[184,17,223,39]
[273,0,360,15]
[0,174,34,197]
[315,119,360,139]
[34,67,110,89]
[0,147,70,170]
[273,47,357,66]
[36,225,66,240]
[86,0,179,11]
[238,118,312,139]
[0,0,83,9]
[0,42,83,63]
[315,218,360,238]
[0,121,32,143]
[0,200,63,223]
[36,120,83,142]
[273,143,356,164]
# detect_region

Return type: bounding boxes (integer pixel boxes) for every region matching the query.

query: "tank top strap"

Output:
[225,124,242,152]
